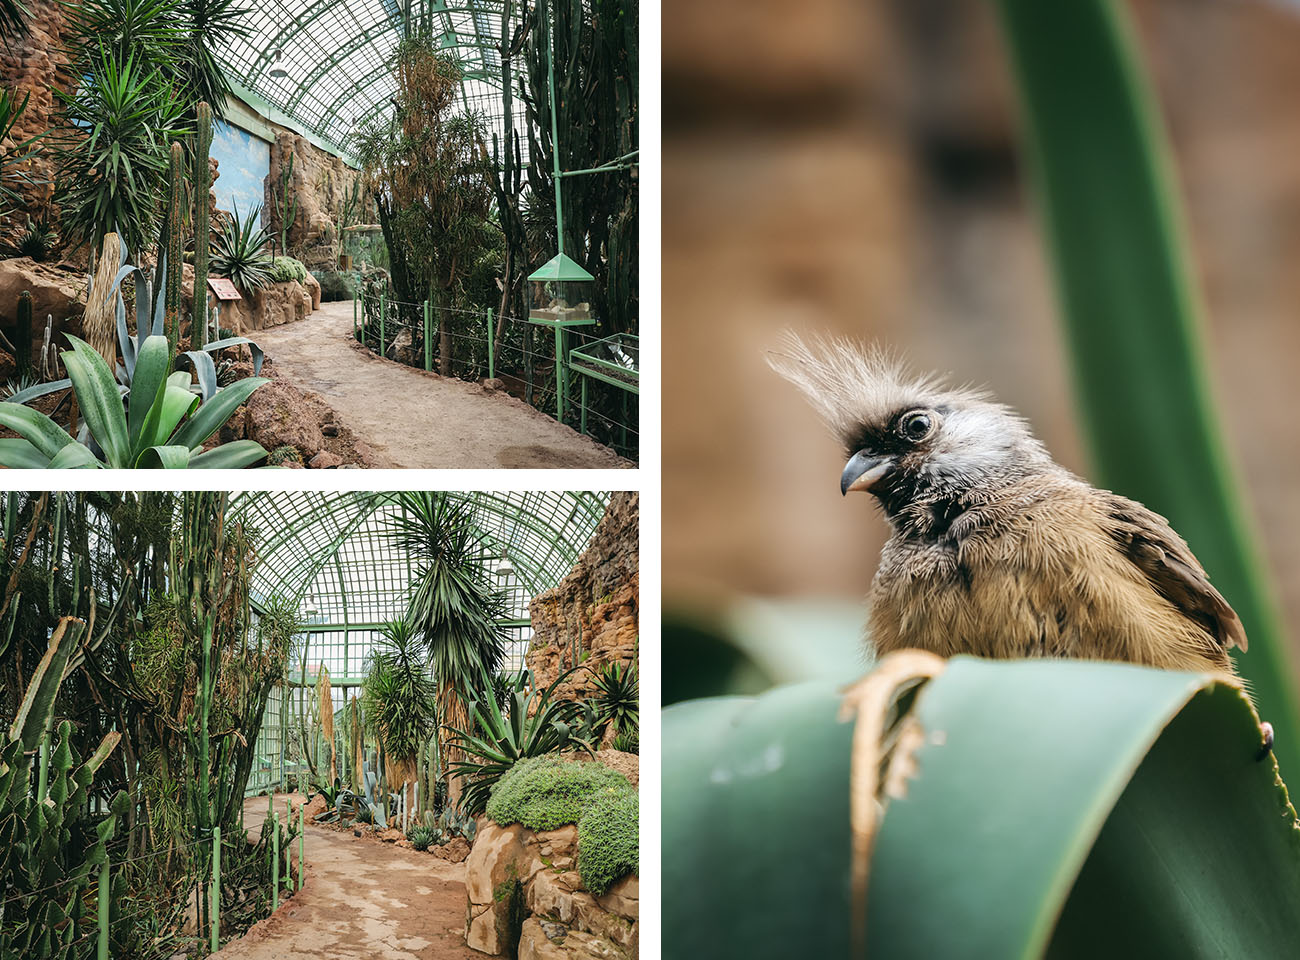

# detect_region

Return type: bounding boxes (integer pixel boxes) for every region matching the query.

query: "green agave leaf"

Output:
[0,438,51,468]
[61,336,128,467]
[46,444,101,468]
[170,377,268,450]
[127,334,171,446]
[0,403,77,460]
[134,445,192,468]
[187,440,269,469]
[663,657,1300,959]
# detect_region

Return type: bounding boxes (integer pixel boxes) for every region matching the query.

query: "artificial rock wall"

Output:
[265,131,367,272]
[0,0,73,236]
[527,492,638,704]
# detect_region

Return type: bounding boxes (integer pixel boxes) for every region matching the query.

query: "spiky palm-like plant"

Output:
[211,202,274,293]
[385,492,511,802]
[362,619,438,797]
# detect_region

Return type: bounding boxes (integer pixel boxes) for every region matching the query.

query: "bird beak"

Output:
[841,451,894,496]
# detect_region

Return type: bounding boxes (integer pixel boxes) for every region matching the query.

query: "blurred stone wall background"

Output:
[663,0,1300,678]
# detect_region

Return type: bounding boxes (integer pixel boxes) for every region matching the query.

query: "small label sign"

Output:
[207,278,242,301]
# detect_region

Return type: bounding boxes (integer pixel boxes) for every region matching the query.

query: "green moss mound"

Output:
[486,755,632,831]
[578,789,637,895]
[267,256,308,283]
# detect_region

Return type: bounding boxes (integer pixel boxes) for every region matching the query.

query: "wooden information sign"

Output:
[207,278,242,301]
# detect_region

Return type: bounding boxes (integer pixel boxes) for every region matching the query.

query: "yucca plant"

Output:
[11,214,56,261]
[446,664,588,814]
[385,492,512,802]
[211,201,274,293]
[0,88,43,220]
[51,48,188,254]
[362,620,438,793]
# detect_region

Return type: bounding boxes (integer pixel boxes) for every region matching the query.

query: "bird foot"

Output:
[1256,721,1275,762]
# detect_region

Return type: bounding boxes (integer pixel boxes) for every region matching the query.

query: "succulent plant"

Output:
[408,825,435,851]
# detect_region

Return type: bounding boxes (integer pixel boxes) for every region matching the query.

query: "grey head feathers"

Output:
[767,331,1060,515]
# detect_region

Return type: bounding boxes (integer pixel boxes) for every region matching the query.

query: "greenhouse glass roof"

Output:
[217,0,519,153]
[229,490,610,678]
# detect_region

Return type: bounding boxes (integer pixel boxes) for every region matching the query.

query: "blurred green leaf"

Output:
[992,0,1300,777]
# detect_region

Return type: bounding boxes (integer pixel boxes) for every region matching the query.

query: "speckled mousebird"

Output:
[768,332,1246,677]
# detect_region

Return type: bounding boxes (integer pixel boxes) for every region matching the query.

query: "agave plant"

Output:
[446,664,588,814]
[589,661,638,739]
[0,335,267,467]
[408,824,435,851]
[211,201,274,293]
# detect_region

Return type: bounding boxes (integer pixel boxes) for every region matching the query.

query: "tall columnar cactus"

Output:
[274,151,298,258]
[164,141,185,358]
[193,102,213,349]
[0,618,127,959]
[14,290,31,377]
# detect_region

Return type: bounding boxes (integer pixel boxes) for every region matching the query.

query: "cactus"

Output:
[0,617,127,960]
[14,290,31,377]
[193,102,213,349]
[273,151,298,258]
[164,141,185,358]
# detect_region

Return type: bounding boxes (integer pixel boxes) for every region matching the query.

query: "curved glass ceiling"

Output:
[218,0,517,153]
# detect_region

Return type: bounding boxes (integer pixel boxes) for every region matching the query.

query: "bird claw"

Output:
[1256,721,1275,762]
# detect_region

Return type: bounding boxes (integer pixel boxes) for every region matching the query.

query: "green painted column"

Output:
[211,825,221,952]
[272,808,280,911]
[424,301,432,371]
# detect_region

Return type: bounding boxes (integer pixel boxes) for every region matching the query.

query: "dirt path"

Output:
[253,300,631,469]
[215,793,478,960]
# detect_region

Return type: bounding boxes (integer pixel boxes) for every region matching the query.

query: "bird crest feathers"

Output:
[766,331,989,447]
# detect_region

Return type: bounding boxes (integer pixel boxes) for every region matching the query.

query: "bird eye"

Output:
[898,411,935,442]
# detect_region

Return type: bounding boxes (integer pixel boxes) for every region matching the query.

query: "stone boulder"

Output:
[242,379,327,460]
[433,836,471,863]
[466,820,637,957]
[215,279,315,334]
[0,258,86,364]
[518,918,630,960]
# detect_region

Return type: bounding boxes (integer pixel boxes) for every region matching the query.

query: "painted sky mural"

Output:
[210,119,270,222]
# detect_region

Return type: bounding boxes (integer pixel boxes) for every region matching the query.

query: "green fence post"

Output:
[580,376,588,435]
[211,825,221,953]
[97,863,109,960]
[486,308,495,381]
[554,326,565,423]
[299,802,305,891]
[424,301,432,371]
[354,286,360,339]
[272,809,279,912]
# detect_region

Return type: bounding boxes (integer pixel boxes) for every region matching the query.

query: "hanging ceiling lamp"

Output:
[270,48,289,79]
[496,557,516,578]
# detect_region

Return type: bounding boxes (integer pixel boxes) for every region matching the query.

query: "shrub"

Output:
[578,789,637,895]
[485,755,632,832]
[612,729,639,755]
[316,271,356,301]
[268,256,308,284]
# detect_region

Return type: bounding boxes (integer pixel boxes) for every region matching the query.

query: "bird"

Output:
[767,332,1247,678]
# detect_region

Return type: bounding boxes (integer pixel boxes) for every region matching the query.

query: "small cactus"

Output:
[14,290,31,376]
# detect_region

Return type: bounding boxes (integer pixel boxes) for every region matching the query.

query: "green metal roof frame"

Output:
[215,0,521,154]
[227,491,608,621]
